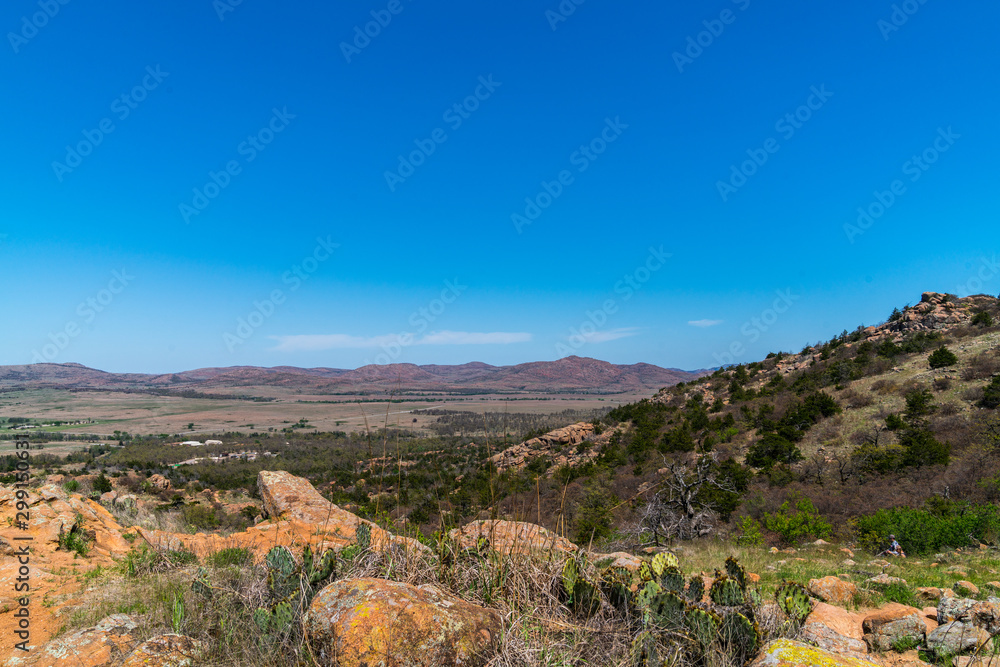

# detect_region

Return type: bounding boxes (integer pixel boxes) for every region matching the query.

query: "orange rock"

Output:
[304,578,501,666]
[808,576,858,605]
[448,520,577,556]
[121,634,203,666]
[6,614,138,666]
[801,602,868,656]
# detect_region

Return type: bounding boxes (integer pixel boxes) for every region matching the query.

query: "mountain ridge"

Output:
[0,356,710,394]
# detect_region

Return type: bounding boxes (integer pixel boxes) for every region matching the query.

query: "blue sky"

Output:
[2,0,997,373]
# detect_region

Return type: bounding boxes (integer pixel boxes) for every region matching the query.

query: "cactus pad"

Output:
[355,522,372,550]
[686,575,705,602]
[710,576,745,606]
[660,566,685,593]
[720,611,760,665]
[631,630,660,667]
[725,556,748,590]
[685,606,721,649]
[775,581,812,624]
[651,551,679,577]
[647,590,687,629]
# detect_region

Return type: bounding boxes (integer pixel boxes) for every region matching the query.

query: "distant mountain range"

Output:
[0,357,710,394]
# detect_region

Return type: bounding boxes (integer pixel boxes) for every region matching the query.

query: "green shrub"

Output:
[762,496,831,544]
[853,500,1000,555]
[746,434,803,469]
[207,547,253,568]
[981,375,1000,410]
[735,515,764,546]
[182,503,219,531]
[63,479,80,493]
[971,311,994,327]
[928,346,959,369]
[93,473,113,494]
[574,481,617,545]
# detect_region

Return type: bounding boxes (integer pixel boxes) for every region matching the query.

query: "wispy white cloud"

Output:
[271,330,531,352]
[688,319,724,328]
[418,331,531,345]
[581,327,639,343]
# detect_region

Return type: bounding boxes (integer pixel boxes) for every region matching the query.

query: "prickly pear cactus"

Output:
[650,551,678,577]
[636,560,653,583]
[631,630,660,667]
[636,579,662,611]
[647,590,686,629]
[265,545,298,599]
[686,575,704,603]
[720,611,760,665]
[303,546,337,585]
[685,606,721,650]
[356,522,371,551]
[710,576,745,606]
[660,566,685,593]
[725,556,747,590]
[562,557,579,594]
[254,600,294,636]
[775,581,812,623]
[600,566,634,608]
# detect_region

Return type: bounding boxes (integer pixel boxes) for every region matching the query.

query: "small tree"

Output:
[928,346,959,369]
[981,375,1000,410]
[971,311,994,327]
[746,433,803,469]
[93,472,112,494]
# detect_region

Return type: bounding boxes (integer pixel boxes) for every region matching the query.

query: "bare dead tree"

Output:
[634,453,733,545]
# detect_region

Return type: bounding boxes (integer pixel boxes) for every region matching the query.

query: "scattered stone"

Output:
[985,581,1000,592]
[147,474,171,490]
[916,587,943,603]
[862,604,926,652]
[801,603,868,657]
[841,547,855,558]
[750,639,880,667]
[938,597,979,625]
[808,576,858,605]
[843,559,856,566]
[813,539,830,546]
[954,580,979,596]
[304,578,501,667]
[868,573,906,586]
[121,634,204,666]
[927,621,989,655]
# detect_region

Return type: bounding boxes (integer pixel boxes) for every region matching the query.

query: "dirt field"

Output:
[0,388,646,437]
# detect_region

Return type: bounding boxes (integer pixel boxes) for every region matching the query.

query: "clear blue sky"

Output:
[3,0,997,373]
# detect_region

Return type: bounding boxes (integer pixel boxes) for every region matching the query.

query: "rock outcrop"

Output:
[750,639,880,667]
[800,603,869,657]
[490,422,602,473]
[304,578,501,667]
[137,471,429,559]
[448,520,577,556]
[861,604,926,652]
[808,576,858,605]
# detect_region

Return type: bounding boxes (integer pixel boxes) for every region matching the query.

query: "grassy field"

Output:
[0,387,643,437]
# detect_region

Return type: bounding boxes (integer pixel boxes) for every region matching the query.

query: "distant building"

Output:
[205,440,222,445]
[181,440,205,446]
